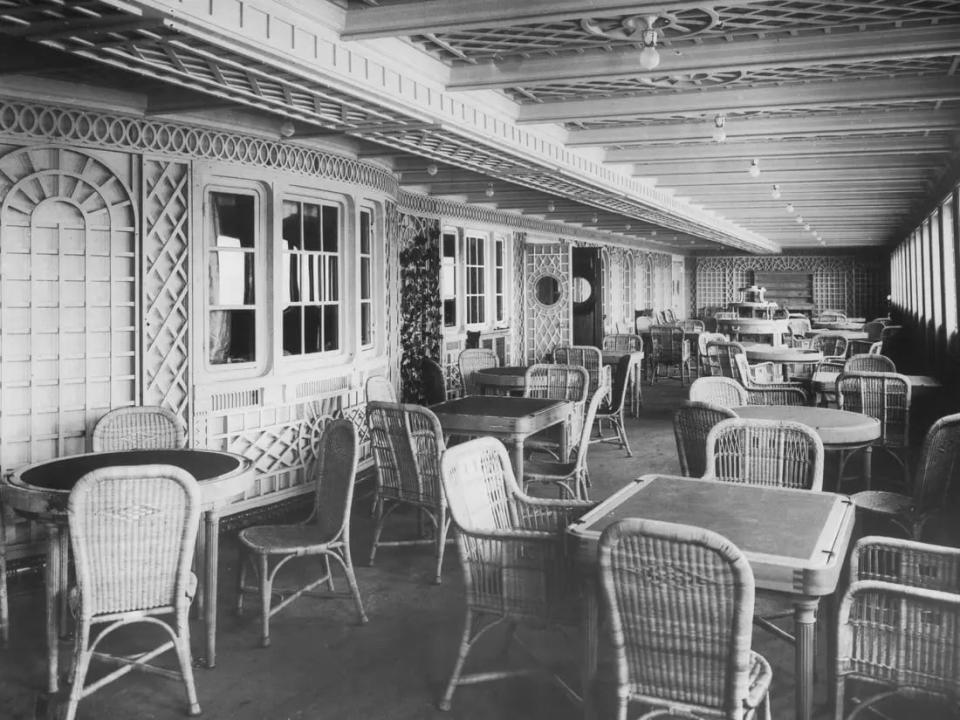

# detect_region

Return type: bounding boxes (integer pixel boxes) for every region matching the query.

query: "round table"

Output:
[808,329,868,340]
[733,405,881,488]
[3,448,253,691]
[472,365,527,395]
[743,344,823,364]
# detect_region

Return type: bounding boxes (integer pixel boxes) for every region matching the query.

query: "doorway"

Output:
[572,246,604,347]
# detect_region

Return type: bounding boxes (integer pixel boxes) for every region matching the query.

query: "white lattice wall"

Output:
[525,241,570,363]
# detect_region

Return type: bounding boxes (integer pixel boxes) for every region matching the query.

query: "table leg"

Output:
[862,446,872,490]
[794,596,820,720]
[44,524,62,694]
[581,575,599,720]
[509,440,525,480]
[203,509,220,668]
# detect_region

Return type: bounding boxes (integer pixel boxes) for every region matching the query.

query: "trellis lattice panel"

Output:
[524,241,570,363]
[0,143,138,471]
[141,157,190,432]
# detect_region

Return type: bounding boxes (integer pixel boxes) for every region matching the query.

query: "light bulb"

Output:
[624,223,632,230]
[795,215,804,224]
[804,223,811,231]
[748,159,760,177]
[638,44,660,70]
[484,183,495,198]
[712,114,726,143]
[771,184,781,199]
[546,200,556,212]
[426,163,438,176]
[591,213,599,223]
[786,203,795,214]
[279,120,295,138]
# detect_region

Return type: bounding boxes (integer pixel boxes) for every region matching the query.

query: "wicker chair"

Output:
[524,385,607,499]
[704,417,824,491]
[868,341,883,355]
[438,437,594,711]
[816,310,847,324]
[688,376,749,408]
[64,464,202,720]
[733,354,811,406]
[365,375,398,403]
[366,401,449,584]
[648,324,692,385]
[523,363,590,460]
[237,419,367,647]
[851,412,960,539]
[810,333,848,361]
[680,318,705,333]
[598,518,773,720]
[843,353,895,374]
[704,339,745,379]
[591,353,634,457]
[848,320,885,355]
[697,331,727,376]
[786,316,811,345]
[91,405,185,451]
[422,356,449,404]
[458,348,499,395]
[673,401,738,477]
[836,371,912,487]
[835,536,960,720]
[553,344,606,396]
[602,333,643,354]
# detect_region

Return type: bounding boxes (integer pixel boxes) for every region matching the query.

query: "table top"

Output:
[472,365,528,388]
[568,474,855,596]
[812,371,942,392]
[601,349,644,365]
[430,395,571,436]
[3,448,254,518]
[743,344,823,363]
[733,404,881,445]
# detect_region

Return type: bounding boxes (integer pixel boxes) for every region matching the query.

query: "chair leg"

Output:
[338,546,369,625]
[236,551,248,616]
[325,556,335,591]
[258,552,272,648]
[0,507,7,646]
[173,608,202,716]
[615,417,632,457]
[434,512,450,585]
[438,609,478,711]
[63,621,92,720]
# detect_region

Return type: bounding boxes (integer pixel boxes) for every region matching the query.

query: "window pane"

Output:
[322,205,338,252]
[943,196,957,337]
[209,192,256,365]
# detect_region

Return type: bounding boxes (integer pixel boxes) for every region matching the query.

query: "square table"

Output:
[568,474,855,720]
[430,395,571,478]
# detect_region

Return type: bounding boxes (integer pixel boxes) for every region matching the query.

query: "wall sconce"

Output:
[712,114,726,143]
[748,159,760,177]
[426,163,438,176]
[771,184,781,199]
[484,183,495,198]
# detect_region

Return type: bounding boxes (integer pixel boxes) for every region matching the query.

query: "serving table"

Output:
[568,474,855,720]
[2,448,253,692]
[429,396,571,478]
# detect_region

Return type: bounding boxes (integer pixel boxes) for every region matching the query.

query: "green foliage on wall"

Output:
[398,216,442,403]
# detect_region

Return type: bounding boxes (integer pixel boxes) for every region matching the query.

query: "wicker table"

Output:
[430,396,571,478]
[3,448,253,691]
[601,350,645,416]
[471,365,527,395]
[569,474,855,720]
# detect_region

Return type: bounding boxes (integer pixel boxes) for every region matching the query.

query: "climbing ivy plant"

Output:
[398,217,442,403]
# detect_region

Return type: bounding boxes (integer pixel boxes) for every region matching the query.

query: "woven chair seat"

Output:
[851,490,913,516]
[239,524,340,554]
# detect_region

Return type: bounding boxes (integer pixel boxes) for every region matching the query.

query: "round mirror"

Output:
[535,274,561,306]
[572,276,592,303]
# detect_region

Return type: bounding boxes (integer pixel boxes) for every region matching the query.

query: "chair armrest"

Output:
[851,535,960,590]
[747,361,779,384]
[513,495,596,532]
[747,386,810,406]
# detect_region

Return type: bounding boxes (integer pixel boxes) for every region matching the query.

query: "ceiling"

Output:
[2,0,959,255]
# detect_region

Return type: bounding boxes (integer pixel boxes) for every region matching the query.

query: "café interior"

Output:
[0,1,959,718]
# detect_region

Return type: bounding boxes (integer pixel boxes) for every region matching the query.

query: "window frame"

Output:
[443,226,511,335]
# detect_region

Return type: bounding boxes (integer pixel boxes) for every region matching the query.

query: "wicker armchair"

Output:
[816,310,847,324]
[673,401,738,477]
[237,419,367,647]
[704,417,824,491]
[553,344,606,396]
[591,353,634,457]
[810,332,848,361]
[733,354,810,406]
[523,363,590,460]
[836,371,912,487]
[438,437,594,711]
[524,385,607,499]
[680,318,705,333]
[851,412,960,539]
[786,316,811,345]
[602,333,643,354]
[848,320,886,355]
[458,348,499,395]
[648,324,692,386]
[835,536,960,720]
[697,331,728,376]
[843,353,895,373]
[91,405,185,451]
[365,375,398,403]
[64,464,202,720]
[704,339,746,379]
[422,356,449,404]
[366,401,450,584]
[688,376,749,408]
[598,518,773,720]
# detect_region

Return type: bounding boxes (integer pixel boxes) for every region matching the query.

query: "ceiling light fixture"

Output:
[590,213,599,223]
[748,159,760,177]
[484,183,495,198]
[624,222,632,230]
[796,215,804,224]
[638,16,661,70]
[426,163,438,176]
[546,200,556,212]
[279,120,295,138]
[711,114,726,143]
[786,203,795,214]
[771,184,781,199]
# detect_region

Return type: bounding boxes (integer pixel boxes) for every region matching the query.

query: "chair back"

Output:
[910,412,960,513]
[602,334,642,354]
[787,316,811,337]
[868,341,883,355]
[365,375,397,403]
[836,371,911,447]
[312,418,360,541]
[663,308,677,324]
[603,353,633,414]
[680,318,705,333]
[91,406,185,452]
[523,363,589,403]
[704,339,745,378]
[598,518,757,715]
[570,387,609,471]
[844,353,895,374]
[366,401,446,508]
[850,535,960,591]
[704,417,825,490]
[553,345,604,395]
[673,401,738,476]
[421,357,448,404]
[817,310,847,323]
[688,376,748,408]
[861,320,885,341]
[440,437,524,534]
[649,325,686,363]
[635,315,653,333]
[458,348,499,395]
[68,464,201,616]
[812,333,848,359]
